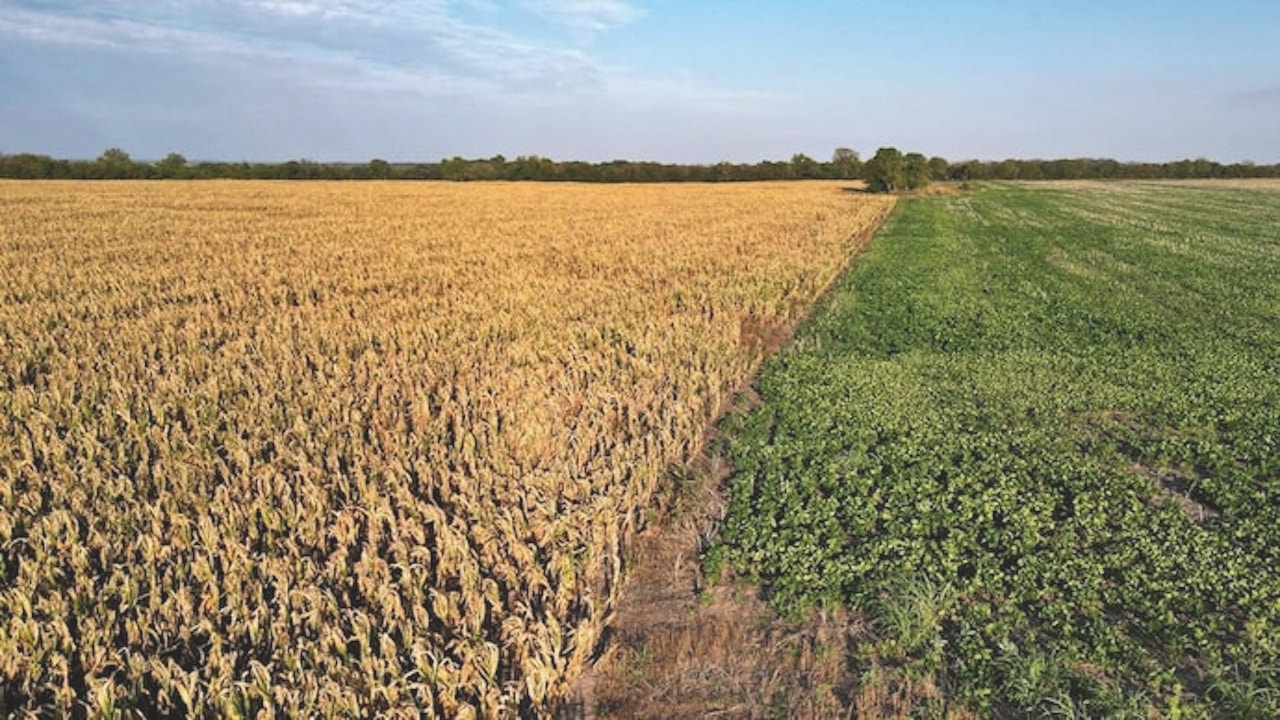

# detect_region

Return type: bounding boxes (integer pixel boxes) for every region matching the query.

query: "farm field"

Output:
[712,181,1280,715]
[0,180,893,717]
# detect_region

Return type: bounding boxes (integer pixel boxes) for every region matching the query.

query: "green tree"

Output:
[367,158,392,179]
[96,148,136,179]
[488,154,507,178]
[465,160,500,180]
[510,155,555,181]
[995,158,1021,180]
[441,156,470,181]
[927,156,949,181]
[790,153,821,179]
[0,153,54,179]
[864,147,906,192]
[904,152,930,190]
[832,147,862,180]
[157,152,189,179]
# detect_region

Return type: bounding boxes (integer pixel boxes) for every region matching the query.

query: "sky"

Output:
[1,0,1278,164]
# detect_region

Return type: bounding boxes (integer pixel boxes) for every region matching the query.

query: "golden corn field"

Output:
[0,180,892,717]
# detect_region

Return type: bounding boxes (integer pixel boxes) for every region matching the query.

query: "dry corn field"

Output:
[0,180,892,717]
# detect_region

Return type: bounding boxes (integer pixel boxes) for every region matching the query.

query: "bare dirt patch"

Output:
[560,415,869,719]
[1135,462,1221,524]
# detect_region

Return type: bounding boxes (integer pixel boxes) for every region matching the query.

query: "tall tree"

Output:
[96,148,136,179]
[832,147,862,179]
[864,147,906,192]
[790,153,821,179]
[904,152,931,190]
[157,152,189,179]
[367,158,392,179]
[927,156,949,181]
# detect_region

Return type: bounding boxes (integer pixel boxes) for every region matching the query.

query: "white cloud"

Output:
[0,0,606,97]
[0,8,242,54]
[521,0,641,32]
[253,1,326,19]
[0,0,789,163]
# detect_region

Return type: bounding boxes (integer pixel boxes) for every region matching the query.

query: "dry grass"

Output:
[1022,178,1280,192]
[0,180,892,717]
[579,466,870,720]
[575,432,975,720]
[1148,178,1280,191]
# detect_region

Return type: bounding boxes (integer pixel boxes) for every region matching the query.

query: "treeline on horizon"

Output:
[2,147,1279,184]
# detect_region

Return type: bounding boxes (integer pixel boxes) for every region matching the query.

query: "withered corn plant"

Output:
[0,180,892,717]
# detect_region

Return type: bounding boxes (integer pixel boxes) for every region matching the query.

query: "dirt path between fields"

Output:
[558,211,896,720]
[559,399,870,719]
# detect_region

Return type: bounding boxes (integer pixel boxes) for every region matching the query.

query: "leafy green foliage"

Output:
[863,147,907,193]
[715,182,1280,714]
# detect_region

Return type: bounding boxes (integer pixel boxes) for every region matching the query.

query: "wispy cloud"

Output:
[521,0,642,32]
[0,0,605,97]
[0,0,787,162]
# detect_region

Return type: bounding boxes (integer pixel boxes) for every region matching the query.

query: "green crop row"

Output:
[714,182,1280,716]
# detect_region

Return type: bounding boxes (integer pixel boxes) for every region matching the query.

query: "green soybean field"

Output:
[711,181,1280,717]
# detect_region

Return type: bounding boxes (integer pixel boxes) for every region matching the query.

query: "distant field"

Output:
[0,181,893,717]
[1041,178,1280,191]
[714,181,1280,716]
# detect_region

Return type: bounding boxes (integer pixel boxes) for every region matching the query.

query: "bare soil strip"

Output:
[561,404,867,719]
[562,213,895,720]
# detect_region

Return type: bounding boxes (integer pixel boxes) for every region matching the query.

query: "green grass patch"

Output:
[714,182,1280,715]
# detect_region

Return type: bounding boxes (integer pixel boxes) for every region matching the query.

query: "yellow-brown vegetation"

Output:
[0,180,892,716]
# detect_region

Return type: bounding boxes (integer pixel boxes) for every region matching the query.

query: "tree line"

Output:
[2,147,1277,188]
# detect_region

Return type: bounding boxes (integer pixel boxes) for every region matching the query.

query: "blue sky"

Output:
[1,0,1278,163]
